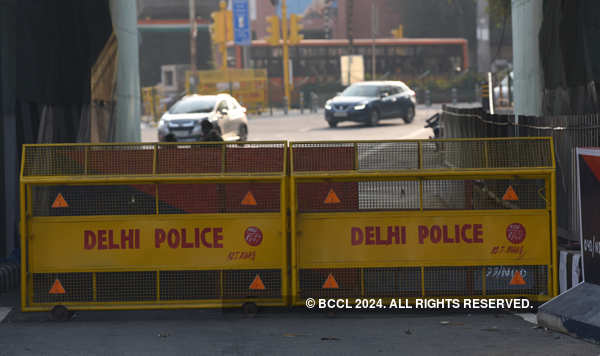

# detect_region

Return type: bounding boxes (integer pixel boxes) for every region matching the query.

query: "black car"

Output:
[324,81,417,127]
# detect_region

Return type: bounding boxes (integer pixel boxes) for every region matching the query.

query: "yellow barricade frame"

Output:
[20,141,289,311]
[289,137,557,306]
[19,138,557,311]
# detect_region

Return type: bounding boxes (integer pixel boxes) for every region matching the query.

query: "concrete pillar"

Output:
[511,0,544,116]
[110,0,141,142]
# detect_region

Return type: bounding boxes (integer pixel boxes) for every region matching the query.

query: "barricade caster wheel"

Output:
[242,302,258,317]
[50,305,72,321]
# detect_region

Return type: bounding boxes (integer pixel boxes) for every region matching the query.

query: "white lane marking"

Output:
[514,313,537,325]
[0,307,12,323]
[399,127,431,139]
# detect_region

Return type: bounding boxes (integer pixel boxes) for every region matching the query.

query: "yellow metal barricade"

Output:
[141,86,166,121]
[289,138,557,306]
[20,142,288,311]
[186,69,268,114]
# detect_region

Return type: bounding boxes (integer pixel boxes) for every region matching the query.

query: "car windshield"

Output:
[341,85,379,97]
[169,98,217,114]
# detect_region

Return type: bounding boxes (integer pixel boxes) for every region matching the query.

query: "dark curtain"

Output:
[540,0,600,114]
[0,0,113,258]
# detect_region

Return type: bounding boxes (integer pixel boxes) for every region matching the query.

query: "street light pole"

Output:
[281,0,291,111]
[346,0,354,85]
[189,0,197,91]
[220,1,228,71]
[371,2,376,80]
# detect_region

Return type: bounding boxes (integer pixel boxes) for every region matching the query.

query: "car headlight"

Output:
[325,103,332,110]
[158,120,168,134]
[354,104,366,110]
[191,121,203,135]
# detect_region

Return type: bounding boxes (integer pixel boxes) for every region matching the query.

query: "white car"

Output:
[158,93,248,142]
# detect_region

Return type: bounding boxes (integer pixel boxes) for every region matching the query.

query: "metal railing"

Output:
[441,105,600,242]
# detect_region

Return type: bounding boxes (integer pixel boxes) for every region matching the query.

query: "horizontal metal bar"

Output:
[29,212,282,223]
[298,209,550,219]
[29,266,285,273]
[298,260,549,268]
[290,137,553,145]
[21,174,285,184]
[291,169,554,179]
[23,141,287,148]
[24,300,287,312]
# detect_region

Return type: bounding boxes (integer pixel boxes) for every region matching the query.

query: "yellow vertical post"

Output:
[281,142,290,305]
[20,183,27,310]
[20,146,27,310]
[84,146,89,174]
[549,137,558,297]
[484,141,489,168]
[354,142,359,170]
[281,0,291,111]
[420,266,425,297]
[482,267,486,296]
[93,272,97,302]
[551,171,558,296]
[290,175,298,305]
[221,43,227,71]
[156,271,161,301]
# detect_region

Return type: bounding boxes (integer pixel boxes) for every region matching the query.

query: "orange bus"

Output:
[228,38,469,105]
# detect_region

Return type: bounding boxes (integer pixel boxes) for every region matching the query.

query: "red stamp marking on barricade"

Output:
[244,226,263,247]
[506,223,526,244]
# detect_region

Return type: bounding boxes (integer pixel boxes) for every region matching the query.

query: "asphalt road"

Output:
[1,295,598,356]
[141,105,441,143]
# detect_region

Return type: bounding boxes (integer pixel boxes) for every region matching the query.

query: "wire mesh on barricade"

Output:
[440,105,600,242]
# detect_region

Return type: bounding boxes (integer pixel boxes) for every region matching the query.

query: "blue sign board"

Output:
[233,0,251,46]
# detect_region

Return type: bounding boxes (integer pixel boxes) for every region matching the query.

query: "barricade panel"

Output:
[225,144,285,173]
[157,184,219,214]
[297,182,358,212]
[21,142,288,310]
[292,143,355,171]
[422,179,547,210]
[363,267,422,297]
[33,272,93,303]
[96,271,157,302]
[357,142,420,170]
[157,145,222,174]
[290,138,557,305]
[159,270,220,300]
[32,185,157,216]
[424,266,483,296]
[87,146,154,175]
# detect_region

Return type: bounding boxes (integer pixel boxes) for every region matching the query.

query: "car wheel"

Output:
[328,120,338,128]
[403,105,415,124]
[368,110,380,127]
[238,124,248,141]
